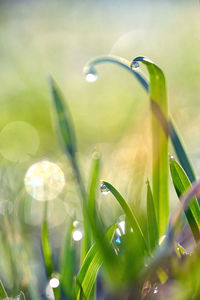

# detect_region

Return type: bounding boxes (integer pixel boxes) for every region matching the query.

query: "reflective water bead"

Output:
[85,71,98,82]
[100,183,110,195]
[131,61,140,70]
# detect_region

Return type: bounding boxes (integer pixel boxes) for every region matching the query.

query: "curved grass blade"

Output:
[146,180,159,252]
[84,55,149,92]
[75,223,117,300]
[59,220,76,299]
[48,76,77,159]
[0,281,8,300]
[169,157,200,242]
[84,55,196,188]
[131,57,169,236]
[102,181,147,251]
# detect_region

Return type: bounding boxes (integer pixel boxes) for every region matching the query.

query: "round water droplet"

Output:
[24,160,65,201]
[85,70,98,82]
[115,236,121,244]
[169,155,175,162]
[100,183,110,195]
[131,61,140,70]
[49,278,60,289]
[72,229,83,241]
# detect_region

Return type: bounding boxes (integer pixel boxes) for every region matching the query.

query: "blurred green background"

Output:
[0,0,200,297]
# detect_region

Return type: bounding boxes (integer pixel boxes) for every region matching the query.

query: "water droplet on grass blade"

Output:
[85,70,98,82]
[115,236,121,244]
[100,183,110,195]
[131,60,140,70]
[72,229,83,241]
[49,278,60,288]
[24,160,65,201]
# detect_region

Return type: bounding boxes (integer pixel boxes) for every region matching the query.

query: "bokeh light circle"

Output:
[0,121,40,162]
[24,160,65,201]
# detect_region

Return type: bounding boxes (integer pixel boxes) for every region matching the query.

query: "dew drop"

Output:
[131,61,140,71]
[49,278,60,289]
[72,229,83,241]
[169,155,175,162]
[100,183,110,195]
[85,71,98,82]
[115,236,121,244]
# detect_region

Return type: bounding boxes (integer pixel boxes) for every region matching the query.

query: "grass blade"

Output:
[75,223,117,300]
[88,153,101,221]
[0,281,8,300]
[41,202,54,278]
[102,181,147,251]
[49,76,77,159]
[131,56,169,236]
[169,157,200,242]
[59,220,76,299]
[84,55,196,190]
[168,120,196,183]
[146,180,159,252]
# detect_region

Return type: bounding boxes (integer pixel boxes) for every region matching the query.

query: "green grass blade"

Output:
[48,76,77,159]
[169,120,196,183]
[131,57,169,236]
[169,157,200,242]
[41,218,54,278]
[102,181,147,251]
[87,153,101,252]
[84,55,196,188]
[146,180,159,252]
[48,76,91,260]
[88,153,101,220]
[75,223,117,300]
[0,281,8,300]
[59,220,76,299]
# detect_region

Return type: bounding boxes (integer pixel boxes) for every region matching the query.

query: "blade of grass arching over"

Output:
[146,180,159,252]
[169,157,200,242]
[0,280,8,300]
[131,56,168,236]
[59,220,76,299]
[75,223,117,300]
[102,181,147,251]
[41,202,54,278]
[84,55,196,188]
